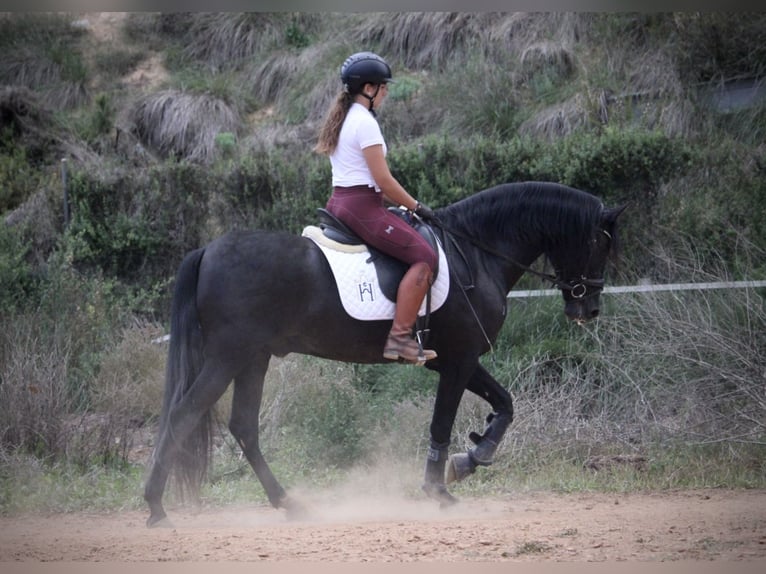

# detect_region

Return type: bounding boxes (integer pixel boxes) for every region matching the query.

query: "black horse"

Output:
[144,181,626,527]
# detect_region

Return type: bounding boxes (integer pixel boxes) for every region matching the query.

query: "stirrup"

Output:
[383,333,437,365]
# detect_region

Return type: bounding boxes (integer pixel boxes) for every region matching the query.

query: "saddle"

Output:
[315,207,440,304]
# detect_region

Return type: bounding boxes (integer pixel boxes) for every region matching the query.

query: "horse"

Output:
[143,181,626,527]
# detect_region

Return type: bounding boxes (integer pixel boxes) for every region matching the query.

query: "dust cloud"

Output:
[192,456,502,529]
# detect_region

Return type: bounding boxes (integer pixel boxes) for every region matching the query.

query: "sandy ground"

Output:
[1,489,765,562]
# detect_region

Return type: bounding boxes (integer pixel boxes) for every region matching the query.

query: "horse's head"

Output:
[553,204,627,324]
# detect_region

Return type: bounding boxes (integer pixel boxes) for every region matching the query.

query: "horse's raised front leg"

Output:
[228,354,306,520]
[421,359,478,508]
[447,363,514,483]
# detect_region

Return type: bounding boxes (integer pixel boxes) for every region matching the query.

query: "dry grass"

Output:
[594,288,766,446]
[182,13,287,71]
[519,41,577,81]
[128,89,242,163]
[246,43,339,122]
[353,12,492,70]
[89,320,166,421]
[0,46,63,92]
[0,316,166,468]
[486,13,588,61]
[0,319,72,458]
[0,13,90,110]
[0,86,98,164]
[518,93,593,140]
[354,12,586,72]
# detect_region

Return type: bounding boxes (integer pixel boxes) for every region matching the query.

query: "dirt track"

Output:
[1,489,765,562]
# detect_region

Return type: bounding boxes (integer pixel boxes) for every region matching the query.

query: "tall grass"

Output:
[0,13,90,110]
[471,246,766,493]
[181,13,323,71]
[128,90,242,164]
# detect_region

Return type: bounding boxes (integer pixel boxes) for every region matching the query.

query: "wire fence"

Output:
[507,280,766,298]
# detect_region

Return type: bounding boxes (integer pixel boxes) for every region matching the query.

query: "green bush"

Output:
[82,93,115,143]
[0,224,36,313]
[0,131,42,213]
[658,138,766,280]
[64,162,211,286]
[553,127,694,201]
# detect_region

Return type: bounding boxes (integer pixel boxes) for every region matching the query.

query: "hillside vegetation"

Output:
[1,12,764,514]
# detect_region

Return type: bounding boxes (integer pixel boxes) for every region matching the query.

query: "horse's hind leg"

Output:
[144,360,235,527]
[228,354,303,518]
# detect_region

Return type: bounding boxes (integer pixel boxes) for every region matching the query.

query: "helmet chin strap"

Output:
[360,84,381,116]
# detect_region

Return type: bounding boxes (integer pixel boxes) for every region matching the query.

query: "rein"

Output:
[419,214,606,355]
[427,217,606,298]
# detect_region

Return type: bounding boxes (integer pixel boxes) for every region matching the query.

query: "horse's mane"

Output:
[440,182,605,251]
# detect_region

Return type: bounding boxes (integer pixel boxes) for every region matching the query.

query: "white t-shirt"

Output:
[330,102,387,191]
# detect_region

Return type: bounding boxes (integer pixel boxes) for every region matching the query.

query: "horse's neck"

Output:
[500,245,544,293]
[444,217,544,294]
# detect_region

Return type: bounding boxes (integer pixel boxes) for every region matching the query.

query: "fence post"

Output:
[61,158,69,228]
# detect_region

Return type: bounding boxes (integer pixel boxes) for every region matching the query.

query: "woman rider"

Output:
[315,52,438,365]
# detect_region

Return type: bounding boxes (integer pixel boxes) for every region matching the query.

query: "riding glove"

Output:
[414,202,436,222]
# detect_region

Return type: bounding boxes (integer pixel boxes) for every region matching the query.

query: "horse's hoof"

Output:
[422,483,459,508]
[446,452,477,484]
[438,491,459,509]
[146,514,173,528]
[281,496,310,521]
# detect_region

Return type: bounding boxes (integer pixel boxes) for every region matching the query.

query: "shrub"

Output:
[0,132,41,213]
[63,162,211,295]
[0,224,36,313]
[0,315,73,459]
[0,253,132,458]
[673,13,766,83]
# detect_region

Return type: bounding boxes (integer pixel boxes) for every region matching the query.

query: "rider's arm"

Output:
[363,144,418,211]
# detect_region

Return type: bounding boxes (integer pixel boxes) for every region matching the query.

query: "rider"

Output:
[315,51,438,365]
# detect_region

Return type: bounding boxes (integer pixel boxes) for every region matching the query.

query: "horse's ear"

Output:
[604,203,629,224]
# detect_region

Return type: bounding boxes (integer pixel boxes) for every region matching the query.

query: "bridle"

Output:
[412,214,609,355]
[426,216,608,299]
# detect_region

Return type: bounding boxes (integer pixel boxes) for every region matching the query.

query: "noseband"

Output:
[557,276,604,300]
[555,228,612,299]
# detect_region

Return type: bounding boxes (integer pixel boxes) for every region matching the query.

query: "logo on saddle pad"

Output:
[302,225,449,321]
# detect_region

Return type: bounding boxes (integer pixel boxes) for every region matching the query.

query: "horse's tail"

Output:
[157,247,211,499]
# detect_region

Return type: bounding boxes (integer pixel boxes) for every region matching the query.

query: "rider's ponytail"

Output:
[314,91,354,155]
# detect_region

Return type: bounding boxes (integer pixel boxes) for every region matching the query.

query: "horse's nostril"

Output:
[591,308,600,318]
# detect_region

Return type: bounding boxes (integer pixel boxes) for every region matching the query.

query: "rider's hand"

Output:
[414,202,436,222]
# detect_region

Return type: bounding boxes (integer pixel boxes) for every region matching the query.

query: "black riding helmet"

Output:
[341,52,394,113]
[341,51,394,92]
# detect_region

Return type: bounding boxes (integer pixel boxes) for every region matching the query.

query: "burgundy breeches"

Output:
[326,185,438,272]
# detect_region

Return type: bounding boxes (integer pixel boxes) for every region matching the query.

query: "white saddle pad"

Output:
[302,225,450,321]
